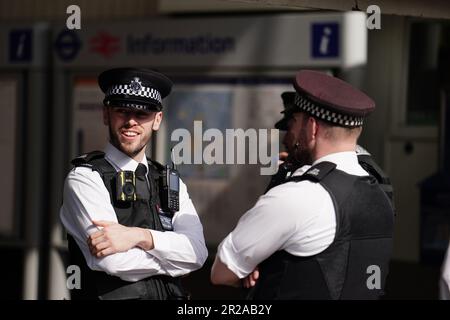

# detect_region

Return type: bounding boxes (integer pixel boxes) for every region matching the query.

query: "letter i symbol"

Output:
[319,27,332,55]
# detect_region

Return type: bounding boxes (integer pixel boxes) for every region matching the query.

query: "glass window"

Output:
[407,20,450,126]
[0,78,18,237]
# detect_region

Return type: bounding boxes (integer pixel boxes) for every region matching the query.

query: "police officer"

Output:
[211,70,395,299]
[60,68,208,300]
[263,91,297,193]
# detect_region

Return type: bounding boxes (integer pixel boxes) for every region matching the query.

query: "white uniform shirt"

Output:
[217,151,369,279]
[60,143,208,282]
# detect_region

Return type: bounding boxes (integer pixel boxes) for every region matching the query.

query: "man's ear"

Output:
[102,106,109,126]
[307,116,318,141]
[152,111,163,131]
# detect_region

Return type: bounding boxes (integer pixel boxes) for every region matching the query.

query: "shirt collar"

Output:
[104,142,148,172]
[292,151,368,177]
[312,151,368,176]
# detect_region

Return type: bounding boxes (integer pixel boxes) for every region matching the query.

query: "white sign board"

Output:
[54,12,367,69]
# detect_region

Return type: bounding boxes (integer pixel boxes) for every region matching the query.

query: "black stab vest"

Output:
[67,151,187,300]
[250,161,394,300]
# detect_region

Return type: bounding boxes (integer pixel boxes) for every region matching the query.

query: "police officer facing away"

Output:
[211,70,395,299]
[60,68,208,300]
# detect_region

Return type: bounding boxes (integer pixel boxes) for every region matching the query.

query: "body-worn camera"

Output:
[114,164,179,231]
[116,171,137,201]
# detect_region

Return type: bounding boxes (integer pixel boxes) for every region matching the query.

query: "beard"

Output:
[108,122,148,158]
[290,129,313,167]
[292,143,313,166]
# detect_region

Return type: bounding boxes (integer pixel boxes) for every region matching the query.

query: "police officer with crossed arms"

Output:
[60,68,208,300]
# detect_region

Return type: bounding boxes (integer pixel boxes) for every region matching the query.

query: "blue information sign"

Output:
[311,23,339,58]
[9,29,33,62]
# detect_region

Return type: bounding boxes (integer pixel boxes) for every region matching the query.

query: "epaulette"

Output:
[71,151,105,167]
[288,161,337,183]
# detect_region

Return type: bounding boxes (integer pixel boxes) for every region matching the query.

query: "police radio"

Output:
[160,163,180,213]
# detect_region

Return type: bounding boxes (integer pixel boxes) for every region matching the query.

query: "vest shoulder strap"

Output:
[147,157,165,172]
[147,157,165,175]
[287,161,337,183]
[71,151,116,177]
[357,154,390,184]
[357,154,395,213]
[71,151,105,166]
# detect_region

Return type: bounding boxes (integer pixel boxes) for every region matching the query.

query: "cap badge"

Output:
[129,77,142,93]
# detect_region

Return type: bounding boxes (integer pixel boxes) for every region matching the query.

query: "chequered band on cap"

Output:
[294,93,364,127]
[122,103,162,111]
[106,83,162,104]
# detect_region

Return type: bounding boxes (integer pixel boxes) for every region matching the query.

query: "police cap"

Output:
[291,70,375,128]
[274,91,296,131]
[98,68,173,112]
